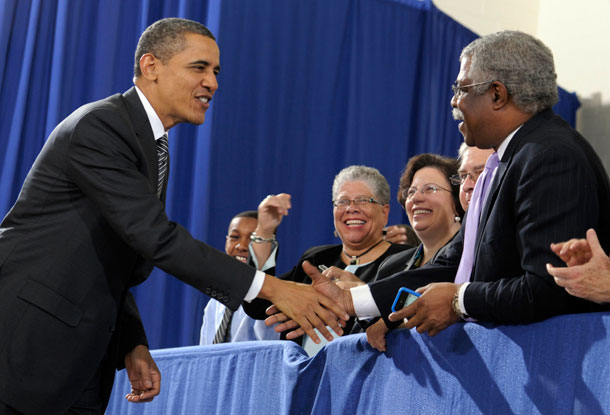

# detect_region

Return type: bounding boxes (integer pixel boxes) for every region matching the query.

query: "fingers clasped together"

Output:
[264,261,355,342]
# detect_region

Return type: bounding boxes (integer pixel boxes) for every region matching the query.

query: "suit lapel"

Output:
[404,245,422,271]
[478,162,507,231]
[121,87,159,196]
[473,109,552,248]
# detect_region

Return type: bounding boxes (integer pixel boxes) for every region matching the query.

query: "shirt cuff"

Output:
[248,241,278,271]
[350,285,381,319]
[458,282,476,321]
[243,270,266,302]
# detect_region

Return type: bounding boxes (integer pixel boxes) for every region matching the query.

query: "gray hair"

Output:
[134,18,215,77]
[460,30,558,114]
[457,142,470,162]
[332,165,390,204]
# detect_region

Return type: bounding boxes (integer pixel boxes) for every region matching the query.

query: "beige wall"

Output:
[537,0,610,173]
[433,0,540,37]
[537,0,610,103]
[434,0,610,173]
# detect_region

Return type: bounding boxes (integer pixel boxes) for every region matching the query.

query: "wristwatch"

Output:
[250,232,277,244]
[451,291,469,320]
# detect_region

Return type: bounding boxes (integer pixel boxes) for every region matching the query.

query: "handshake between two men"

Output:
[261,261,355,342]
[262,262,457,343]
[257,262,352,344]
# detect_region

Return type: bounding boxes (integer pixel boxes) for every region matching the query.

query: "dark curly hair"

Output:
[397,153,464,219]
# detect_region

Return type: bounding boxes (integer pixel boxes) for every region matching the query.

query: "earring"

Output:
[333,230,339,238]
[454,215,461,223]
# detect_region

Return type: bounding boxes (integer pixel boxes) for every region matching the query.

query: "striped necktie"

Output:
[156,133,169,198]
[213,307,234,344]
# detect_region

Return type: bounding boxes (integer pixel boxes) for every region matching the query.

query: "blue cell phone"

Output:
[391,287,421,312]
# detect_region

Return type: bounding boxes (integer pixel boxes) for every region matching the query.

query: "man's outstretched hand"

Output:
[258,262,351,343]
[263,261,355,340]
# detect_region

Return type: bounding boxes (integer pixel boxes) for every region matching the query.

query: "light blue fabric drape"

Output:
[107,312,610,414]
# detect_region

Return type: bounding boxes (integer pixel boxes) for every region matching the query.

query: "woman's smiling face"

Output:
[333,180,389,251]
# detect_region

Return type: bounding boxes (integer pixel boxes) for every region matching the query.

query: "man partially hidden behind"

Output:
[199,211,279,344]
[453,142,494,212]
[0,18,345,414]
[270,30,610,342]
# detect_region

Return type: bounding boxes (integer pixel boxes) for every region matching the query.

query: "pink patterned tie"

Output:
[454,152,500,284]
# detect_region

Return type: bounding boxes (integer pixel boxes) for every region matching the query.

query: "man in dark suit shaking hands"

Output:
[271,30,610,344]
[0,18,346,414]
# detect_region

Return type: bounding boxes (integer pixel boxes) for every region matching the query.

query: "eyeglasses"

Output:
[403,184,452,201]
[332,197,383,209]
[451,80,495,98]
[449,167,485,185]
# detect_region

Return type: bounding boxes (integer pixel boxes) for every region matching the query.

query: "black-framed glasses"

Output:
[332,197,383,209]
[451,80,495,98]
[449,167,485,185]
[403,183,452,201]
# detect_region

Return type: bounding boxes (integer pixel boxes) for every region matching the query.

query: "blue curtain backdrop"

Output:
[0,0,581,349]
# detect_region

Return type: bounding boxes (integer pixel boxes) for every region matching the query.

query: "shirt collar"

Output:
[135,86,167,141]
[496,124,522,160]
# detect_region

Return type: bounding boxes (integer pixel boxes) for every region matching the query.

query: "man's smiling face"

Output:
[151,33,220,129]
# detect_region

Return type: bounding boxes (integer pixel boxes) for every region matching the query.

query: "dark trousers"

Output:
[0,401,21,415]
[0,364,105,415]
[67,362,106,415]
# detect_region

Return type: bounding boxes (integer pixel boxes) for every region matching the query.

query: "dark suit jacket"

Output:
[371,109,610,325]
[0,88,256,414]
[370,237,457,329]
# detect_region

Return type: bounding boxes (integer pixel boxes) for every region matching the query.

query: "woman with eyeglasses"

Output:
[399,154,464,265]
[365,153,464,351]
[243,165,412,346]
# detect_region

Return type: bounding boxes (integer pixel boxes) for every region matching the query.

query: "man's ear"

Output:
[490,81,509,109]
[139,53,159,81]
